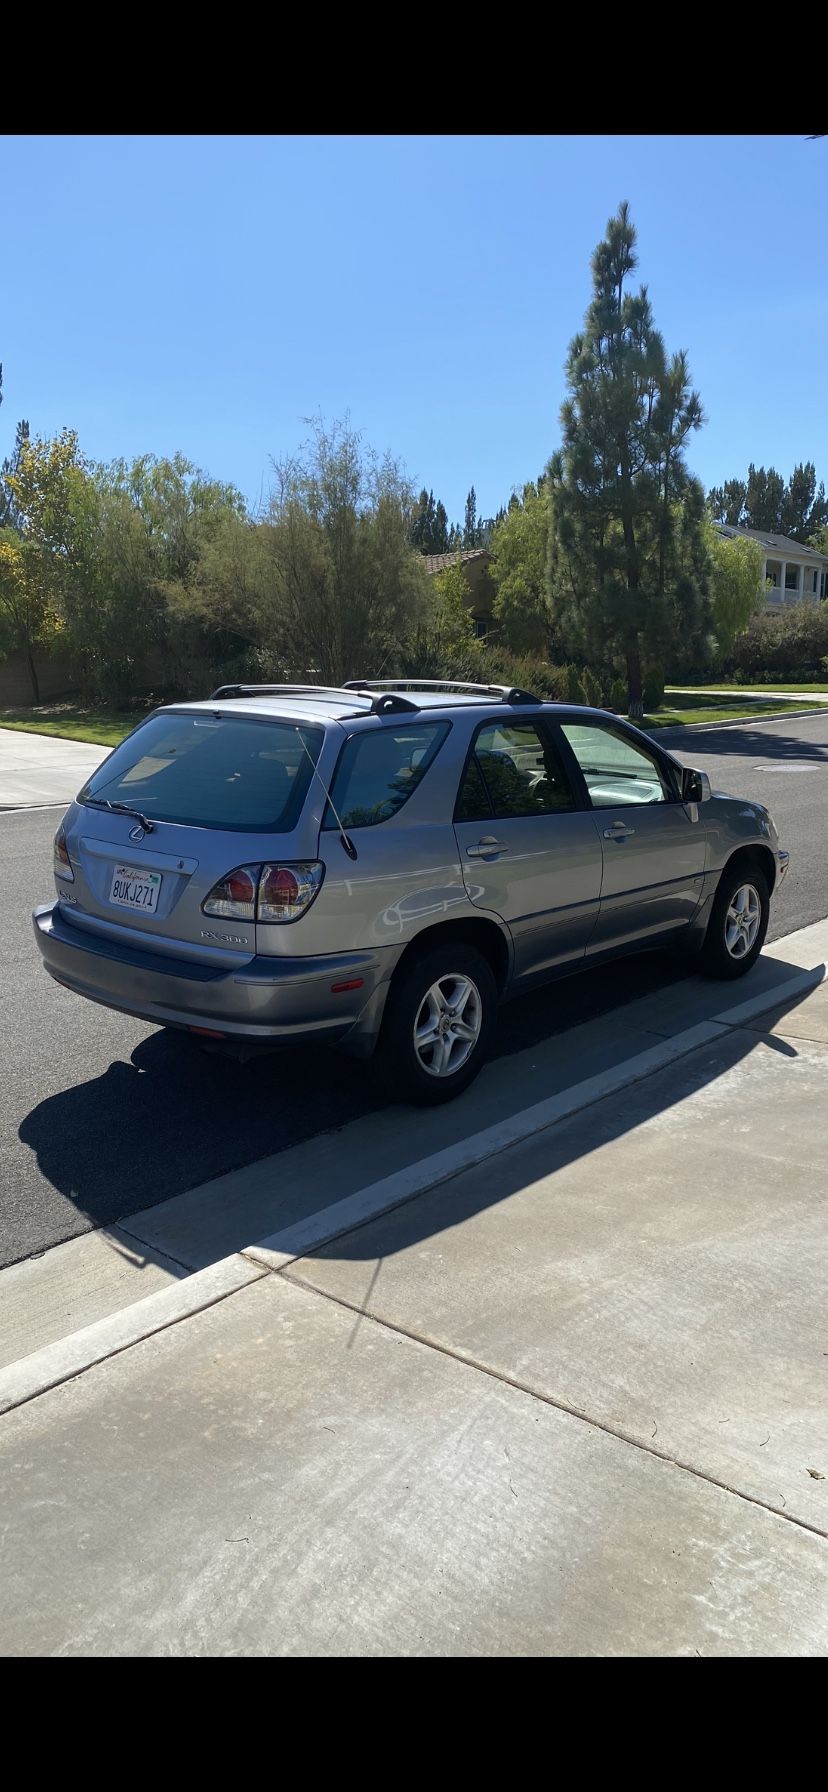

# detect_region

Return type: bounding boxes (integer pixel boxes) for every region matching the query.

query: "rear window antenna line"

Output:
[295,727,358,861]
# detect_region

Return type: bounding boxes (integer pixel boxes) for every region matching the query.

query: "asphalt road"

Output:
[3,711,827,1270]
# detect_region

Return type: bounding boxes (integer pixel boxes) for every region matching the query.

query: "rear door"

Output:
[453,716,603,978]
[558,717,707,952]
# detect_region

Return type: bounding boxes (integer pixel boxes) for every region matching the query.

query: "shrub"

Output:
[424,646,569,702]
[608,677,627,712]
[726,603,828,682]
[579,667,603,708]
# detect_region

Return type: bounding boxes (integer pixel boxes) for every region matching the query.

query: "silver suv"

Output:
[33,680,789,1104]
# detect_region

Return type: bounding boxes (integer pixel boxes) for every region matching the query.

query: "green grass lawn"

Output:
[0,703,137,747]
[644,698,800,729]
[667,681,828,695]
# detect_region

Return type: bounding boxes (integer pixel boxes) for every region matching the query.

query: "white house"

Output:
[714,522,828,607]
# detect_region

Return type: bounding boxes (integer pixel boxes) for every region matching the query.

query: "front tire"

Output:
[701,863,769,979]
[377,943,497,1105]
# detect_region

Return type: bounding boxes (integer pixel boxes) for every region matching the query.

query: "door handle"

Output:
[603,823,635,839]
[465,837,507,858]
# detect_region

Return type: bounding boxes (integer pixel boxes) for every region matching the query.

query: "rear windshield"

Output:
[78,713,323,832]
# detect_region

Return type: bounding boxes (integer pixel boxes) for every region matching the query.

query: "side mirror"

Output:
[681,766,711,804]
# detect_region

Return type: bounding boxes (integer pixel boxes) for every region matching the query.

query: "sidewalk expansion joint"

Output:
[278,1270,828,1546]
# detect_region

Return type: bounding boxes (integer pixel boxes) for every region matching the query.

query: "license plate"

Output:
[109,865,162,913]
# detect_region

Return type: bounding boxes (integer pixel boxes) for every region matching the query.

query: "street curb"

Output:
[0,802,71,813]
[0,956,823,1420]
[0,1256,265,1417]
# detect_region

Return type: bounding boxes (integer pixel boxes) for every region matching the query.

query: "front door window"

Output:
[560,722,673,808]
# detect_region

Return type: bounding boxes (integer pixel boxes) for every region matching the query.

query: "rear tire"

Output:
[701,863,769,979]
[377,943,497,1105]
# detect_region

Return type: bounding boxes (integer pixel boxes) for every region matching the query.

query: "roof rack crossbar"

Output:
[343,678,540,706]
[208,682,419,716]
[210,683,367,703]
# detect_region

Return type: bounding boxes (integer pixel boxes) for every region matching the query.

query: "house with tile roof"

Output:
[423,548,495,637]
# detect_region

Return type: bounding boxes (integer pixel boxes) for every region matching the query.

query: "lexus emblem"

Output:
[128,824,146,842]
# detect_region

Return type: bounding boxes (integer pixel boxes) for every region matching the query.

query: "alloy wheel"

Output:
[413,973,483,1078]
[725,882,761,958]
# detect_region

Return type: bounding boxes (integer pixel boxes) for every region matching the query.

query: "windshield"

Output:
[78,713,324,832]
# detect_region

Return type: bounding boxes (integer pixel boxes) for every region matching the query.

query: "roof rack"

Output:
[208,682,419,715]
[342,679,541,706]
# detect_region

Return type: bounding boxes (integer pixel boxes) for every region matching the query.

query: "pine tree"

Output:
[463,486,478,548]
[708,461,827,543]
[1,416,32,530]
[548,202,706,715]
[409,487,450,553]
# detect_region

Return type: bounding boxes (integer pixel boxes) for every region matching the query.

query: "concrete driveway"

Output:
[0,727,108,808]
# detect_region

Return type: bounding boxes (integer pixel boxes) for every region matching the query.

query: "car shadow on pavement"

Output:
[16,952,693,1249]
[16,958,825,1275]
[658,720,828,761]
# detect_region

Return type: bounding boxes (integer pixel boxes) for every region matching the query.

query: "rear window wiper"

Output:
[84,797,155,833]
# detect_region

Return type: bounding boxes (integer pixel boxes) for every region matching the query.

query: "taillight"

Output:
[201,862,323,924]
[54,825,74,883]
[258,862,324,922]
[201,865,258,921]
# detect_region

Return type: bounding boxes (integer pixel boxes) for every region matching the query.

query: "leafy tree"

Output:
[548,202,706,715]
[175,419,427,686]
[414,557,477,664]
[89,455,247,702]
[0,526,63,702]
[263,420,428,683]
[4,430,95,702]
[708,461,827,543]
[705,518,763,656]
[409,488,450,554]
[489,481,550,653]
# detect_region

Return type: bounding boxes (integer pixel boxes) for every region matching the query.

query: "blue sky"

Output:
[2,135,826,524]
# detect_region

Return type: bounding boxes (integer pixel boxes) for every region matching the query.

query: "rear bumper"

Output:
[33,901,394,1048]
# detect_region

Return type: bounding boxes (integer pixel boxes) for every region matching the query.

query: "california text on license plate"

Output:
[109,865,162,913]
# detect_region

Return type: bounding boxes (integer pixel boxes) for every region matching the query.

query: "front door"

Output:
[453,717,603,979]
[557,718,707,952]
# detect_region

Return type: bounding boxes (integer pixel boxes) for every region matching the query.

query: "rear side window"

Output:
[324,722,449,830]
[456,720,577,820]
[78,714,323,832]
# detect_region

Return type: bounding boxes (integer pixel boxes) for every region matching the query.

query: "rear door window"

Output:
[324,722,449,830]
[78,713,323,832]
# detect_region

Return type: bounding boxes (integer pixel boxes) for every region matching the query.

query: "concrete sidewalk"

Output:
[3,930,828,1654]
[0,727,106,808]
